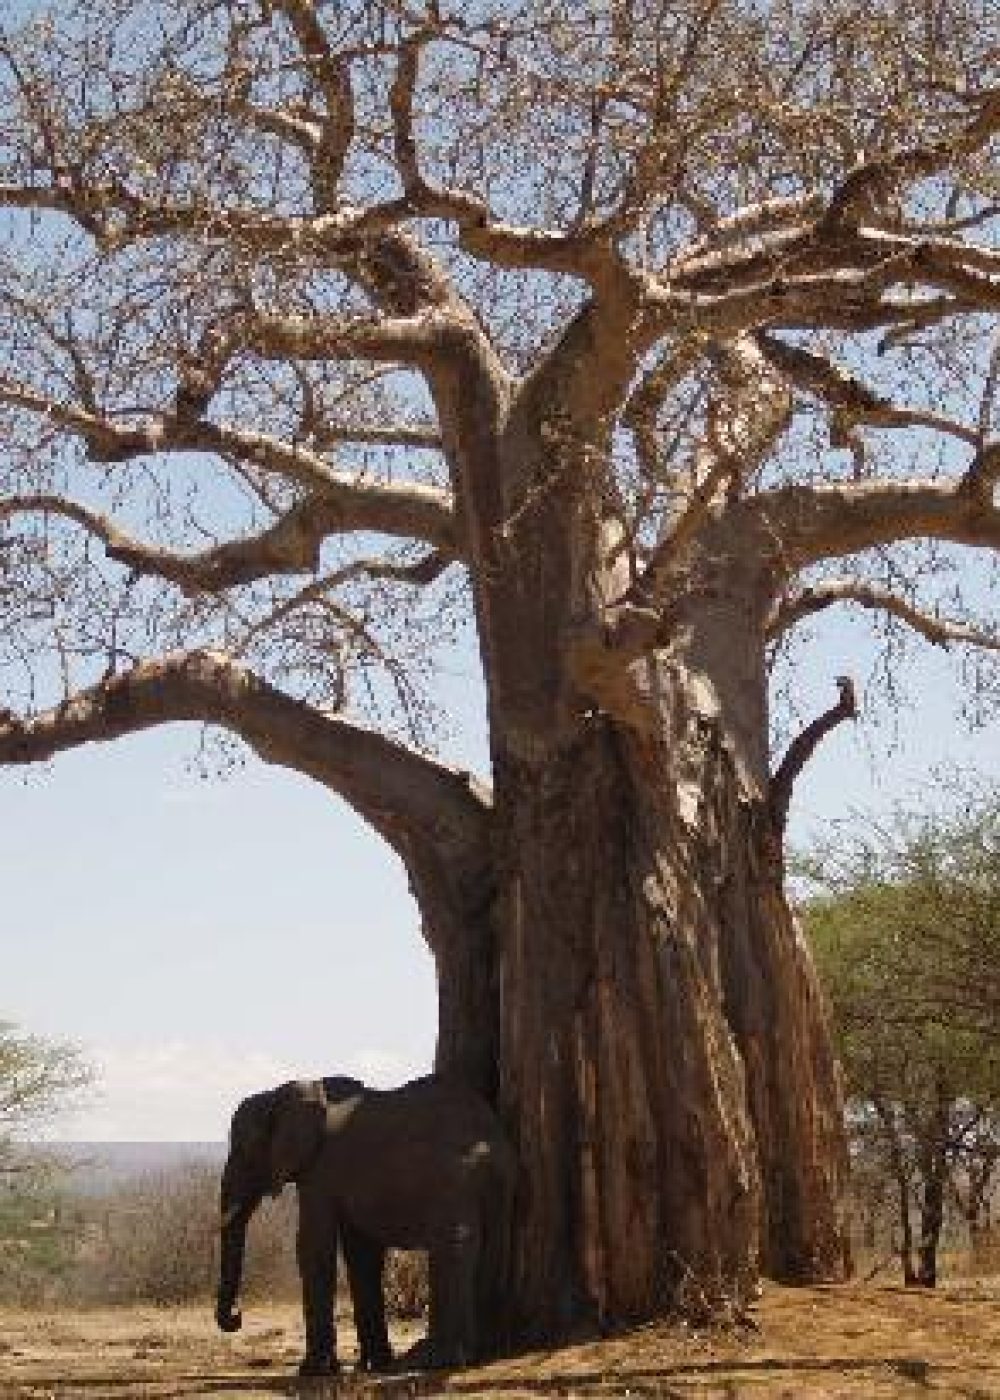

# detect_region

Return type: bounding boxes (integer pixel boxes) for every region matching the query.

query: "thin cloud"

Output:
[45,1039,428,1142]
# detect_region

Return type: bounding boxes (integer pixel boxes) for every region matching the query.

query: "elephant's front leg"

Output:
[341,1219,391,1371]
[295,1194,339,1377]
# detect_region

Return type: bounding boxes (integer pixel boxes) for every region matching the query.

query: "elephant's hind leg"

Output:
[428,1222,479,1368]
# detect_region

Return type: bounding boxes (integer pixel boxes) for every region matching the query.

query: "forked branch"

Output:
[755,334,981,450]
[0,377,460,555]
[631,337,791,606]
[767,579,1000,652]
[821,90,1000,229]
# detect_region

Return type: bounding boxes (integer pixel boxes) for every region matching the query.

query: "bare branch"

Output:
[237,305,448,366]
[376,29,618,280]
[270,0,354,203]
[312,420,442,451]
[633,337,791,605]
[0,650,492,884]
[622,336,706,476]
[756,478,1000,576]
[821,90,1000,230]
[769,676,858,834]
[755,334,981,449]
[683,195,826,260]
[0,493,456,594]
[0,379,459,552]
[767,580,1000,652]
[230,550,449,656]
[979,335,1000,443]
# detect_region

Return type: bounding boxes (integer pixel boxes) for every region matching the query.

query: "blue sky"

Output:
[4,597,997,1142]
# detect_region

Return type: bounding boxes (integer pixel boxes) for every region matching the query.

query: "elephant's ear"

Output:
[268,1081,327,1191]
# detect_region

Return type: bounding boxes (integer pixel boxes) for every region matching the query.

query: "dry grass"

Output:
[1,1277,1000,1398]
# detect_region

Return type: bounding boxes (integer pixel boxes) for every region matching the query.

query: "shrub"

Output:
[383,1250,428,1320]
[3,1156,431,1314]
[69,1164,298,1305]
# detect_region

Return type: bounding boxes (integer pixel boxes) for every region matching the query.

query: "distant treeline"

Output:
[29,1143,225,1197]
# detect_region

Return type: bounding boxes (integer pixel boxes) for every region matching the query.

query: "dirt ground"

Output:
[2,1278,1000,1399]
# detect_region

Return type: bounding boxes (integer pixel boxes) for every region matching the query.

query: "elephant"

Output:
[215,1074,517,1376]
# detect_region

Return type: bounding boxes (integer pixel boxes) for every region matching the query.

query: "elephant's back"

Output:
[363,1074,504,1143]
[340,1075,511,1179]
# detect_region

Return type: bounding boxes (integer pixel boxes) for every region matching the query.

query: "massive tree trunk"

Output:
[491,716,761,1338]
[0,553,851,1355]
[431,571,850,1342]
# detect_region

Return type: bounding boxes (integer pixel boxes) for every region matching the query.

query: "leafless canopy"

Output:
[0,0,997,830]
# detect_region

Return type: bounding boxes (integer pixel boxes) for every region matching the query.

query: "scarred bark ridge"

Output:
[661,659,851,1283]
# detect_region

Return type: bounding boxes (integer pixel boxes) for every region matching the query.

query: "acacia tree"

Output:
[0,0,998,1342]
[806,796,1000,1285]
[0,1021,91,1177]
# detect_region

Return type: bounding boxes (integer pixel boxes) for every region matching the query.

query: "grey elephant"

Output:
[215,1074,517,1376]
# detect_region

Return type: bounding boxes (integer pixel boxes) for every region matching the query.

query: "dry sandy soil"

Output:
[2,1279,1000,1399]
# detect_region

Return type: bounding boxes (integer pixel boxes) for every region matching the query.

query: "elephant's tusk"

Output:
[219,1203,242,1232]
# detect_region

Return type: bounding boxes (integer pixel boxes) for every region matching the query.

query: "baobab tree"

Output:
[0,0,998,1344]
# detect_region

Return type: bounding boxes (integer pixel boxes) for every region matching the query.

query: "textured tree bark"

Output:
[877,1104,917,1285]
[491,718,761,1340]
[430,673,849,1344]
[916,1158,946,1287]
[0,582,851,1349]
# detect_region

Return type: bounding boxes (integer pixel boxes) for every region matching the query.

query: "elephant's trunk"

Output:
[216,1207,249,1332]
[216,1161,260,1333]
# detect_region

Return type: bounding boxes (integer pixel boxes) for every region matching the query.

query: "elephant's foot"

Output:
[393,1336,433,1372]
[395,1335,468,1372]
[358,1344,393,1373]
[298,1355,340,1379]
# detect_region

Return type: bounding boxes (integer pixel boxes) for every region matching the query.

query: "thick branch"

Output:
[270,0,354,205]
[767,580,1000,652]
[755,334,981,449]
[0,493,457,594]
[312,420,441,451]
[768,677,858,833]
[0,651,492,898]
[233,305,450,366]
[377,32,619,280]
[755,477,1000,575]
[0,381,459,554]
[821,91,1000,229]
[962,442,1000,503]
